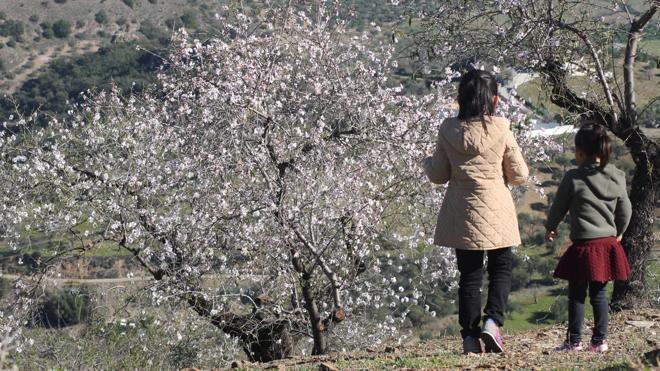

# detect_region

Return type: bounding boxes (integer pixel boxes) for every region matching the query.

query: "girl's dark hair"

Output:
[575,123,612,167]
[457,69,498,121]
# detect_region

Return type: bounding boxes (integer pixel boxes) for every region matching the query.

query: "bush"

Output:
[29,14,39,23]
[0,11,6,20]
[35,287,91,328]
[0,20,25,39]
[6,39,16,48]
[95,10,108,25]
[0,277,10,299]
[122,0,137,8]
[52,19,72,38]
[54,0,67,3]
[549,295,569,322]
[76,19,86,29]
[180,10,199,29]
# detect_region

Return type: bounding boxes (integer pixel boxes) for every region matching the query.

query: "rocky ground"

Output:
[238,308,659,370]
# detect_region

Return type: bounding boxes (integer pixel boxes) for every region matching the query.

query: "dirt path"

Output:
[0,273,151,284]
[5,39,99,94]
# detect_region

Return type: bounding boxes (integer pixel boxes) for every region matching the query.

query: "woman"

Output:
[423,69,529,354]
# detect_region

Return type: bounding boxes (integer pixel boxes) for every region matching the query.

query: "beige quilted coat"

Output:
[423,116,529,250]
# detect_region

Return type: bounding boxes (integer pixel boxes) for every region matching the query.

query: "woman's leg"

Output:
[588,281,608,343]
[455,249,485,338]
[484,247,512,326]
[568,280,588,343]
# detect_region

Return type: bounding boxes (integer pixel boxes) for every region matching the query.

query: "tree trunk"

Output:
[611,128,660,309]
[301,274,326,355]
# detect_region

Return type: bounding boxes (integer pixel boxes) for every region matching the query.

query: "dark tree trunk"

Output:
[611,128,660,309]
[301,274,326,355]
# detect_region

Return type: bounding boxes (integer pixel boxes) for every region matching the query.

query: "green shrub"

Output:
[95,10,108,25]
[29,14,39,23]
[52,19,72,38]
[122,0,137,8]
[549,295,569,322]
[6,39,16,48]
[36,287,91,328]
[0,11,6,20]
[0,20,25,38]
[54,0,67,3]
[180,10,199,29]
[0,277,10,299]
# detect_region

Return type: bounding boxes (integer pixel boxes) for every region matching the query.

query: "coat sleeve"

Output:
[502,130,529,186]
[614,172,632,236]
[423,133,451,185]
[545,172,573,231]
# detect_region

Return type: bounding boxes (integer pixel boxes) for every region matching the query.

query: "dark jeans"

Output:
[568,280,608,343]
[456,247,512,339]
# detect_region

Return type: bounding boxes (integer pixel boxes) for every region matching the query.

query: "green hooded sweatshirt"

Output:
[545,159,632,241]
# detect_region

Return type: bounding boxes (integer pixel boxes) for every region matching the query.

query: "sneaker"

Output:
[589,339,608,352]
[481,318,504,353]
[462,335,483,354]
[555,340,584,351]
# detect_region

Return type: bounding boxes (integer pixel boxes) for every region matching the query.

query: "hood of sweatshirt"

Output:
[581,160,625,200]
[441,116,509,155]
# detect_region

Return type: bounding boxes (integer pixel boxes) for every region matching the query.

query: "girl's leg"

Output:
[455,249,485,339]
[568,280,588,343]
[588,281,608,343]
[484,247,512,326]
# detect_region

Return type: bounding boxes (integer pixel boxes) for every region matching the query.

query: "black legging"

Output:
[455,247,512,338]
[568,280,608,343]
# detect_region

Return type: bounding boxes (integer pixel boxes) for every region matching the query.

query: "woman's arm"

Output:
[423,133,451,185]
[502,130,529,185]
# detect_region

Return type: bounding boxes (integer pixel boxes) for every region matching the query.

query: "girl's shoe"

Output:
[462,335,483,354]
[481,318,504,353]
[589,339,608,352]
[555,340,583,351]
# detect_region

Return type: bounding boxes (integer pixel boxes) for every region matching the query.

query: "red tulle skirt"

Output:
[553,236,631,283]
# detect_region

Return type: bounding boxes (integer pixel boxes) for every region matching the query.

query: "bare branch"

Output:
[623,3,658,122]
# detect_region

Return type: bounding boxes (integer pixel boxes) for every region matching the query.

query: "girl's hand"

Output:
[616,235,623,242]
[545,230,557,242]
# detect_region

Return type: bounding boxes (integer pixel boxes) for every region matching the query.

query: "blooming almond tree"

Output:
[0,7,462,360]
[396,0,659,308]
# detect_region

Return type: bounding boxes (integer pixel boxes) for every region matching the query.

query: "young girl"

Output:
[545,123,632,352]
[423,69,529,354]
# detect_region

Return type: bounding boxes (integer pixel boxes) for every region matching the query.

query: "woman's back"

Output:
[424,115,528,250]
[438,116,526,187]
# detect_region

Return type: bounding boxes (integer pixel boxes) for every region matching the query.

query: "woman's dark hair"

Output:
[575,123,612,167]
[457,69,498,121]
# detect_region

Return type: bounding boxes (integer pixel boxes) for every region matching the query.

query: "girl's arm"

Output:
[423,134,451,184]
[545,172,573,233]
[502,130,529,185]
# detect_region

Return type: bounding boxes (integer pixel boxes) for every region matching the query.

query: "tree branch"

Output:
[623,3,658,122]
[554,21,618,121]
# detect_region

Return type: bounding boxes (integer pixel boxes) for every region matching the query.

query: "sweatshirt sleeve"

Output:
[502,130,529,186]
[423,132,451,185]
[614,172,632,236]
[545,172,573,231]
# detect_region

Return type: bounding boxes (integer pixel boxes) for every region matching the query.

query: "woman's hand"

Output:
[545,230,557,242]
[616,235,623,242]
